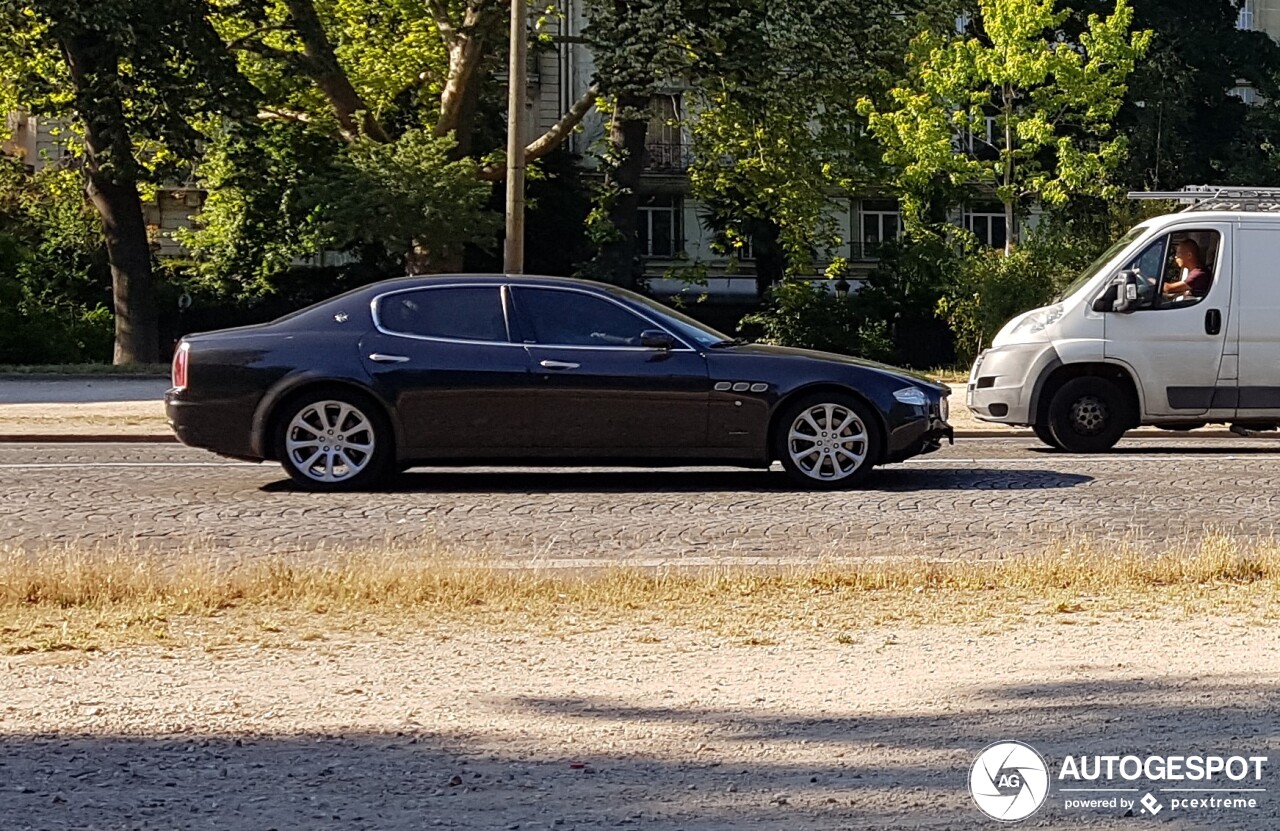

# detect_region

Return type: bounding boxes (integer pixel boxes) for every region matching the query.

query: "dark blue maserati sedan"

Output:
[166,275,952,490]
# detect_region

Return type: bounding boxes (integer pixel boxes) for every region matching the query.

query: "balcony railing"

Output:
[644,141,692,172]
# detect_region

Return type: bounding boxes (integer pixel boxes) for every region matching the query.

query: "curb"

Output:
[0,374,169,382]
[0,434,178,443]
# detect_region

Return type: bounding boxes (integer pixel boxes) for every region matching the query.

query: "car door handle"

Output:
[539,360,580,370]
[1205,309,1222,336]
[368,353,410,363]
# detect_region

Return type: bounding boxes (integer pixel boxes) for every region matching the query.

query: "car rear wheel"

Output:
[1046,377,1130,453]
[274,391,392,490]
[775,394,880,489]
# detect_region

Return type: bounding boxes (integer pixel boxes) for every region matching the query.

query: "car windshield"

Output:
[1053,225,1150,303]
[615,291,733,348]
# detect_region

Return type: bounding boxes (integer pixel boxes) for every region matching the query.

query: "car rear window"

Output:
[376,287,508,342]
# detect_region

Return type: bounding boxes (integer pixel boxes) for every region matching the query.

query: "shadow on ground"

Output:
[2,676,1274,830]
[261,467,1094,495]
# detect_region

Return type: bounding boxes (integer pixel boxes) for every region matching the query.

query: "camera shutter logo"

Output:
[969,741,1050,822]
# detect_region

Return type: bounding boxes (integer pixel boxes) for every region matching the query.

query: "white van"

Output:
[967,187,1280,452]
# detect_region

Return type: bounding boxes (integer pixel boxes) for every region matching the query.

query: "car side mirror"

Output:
[640,329,676,350]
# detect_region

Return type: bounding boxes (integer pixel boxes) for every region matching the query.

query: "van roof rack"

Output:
[1127,185,1280,212]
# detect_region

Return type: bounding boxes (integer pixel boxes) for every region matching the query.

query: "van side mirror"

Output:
[1108,270,1139,313]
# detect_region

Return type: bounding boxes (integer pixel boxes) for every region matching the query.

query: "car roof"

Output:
[373,274,617,292]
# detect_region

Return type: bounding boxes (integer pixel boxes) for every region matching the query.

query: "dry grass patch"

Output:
[1,534,1278,653]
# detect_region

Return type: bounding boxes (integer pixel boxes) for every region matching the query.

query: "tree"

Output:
[860,0,1151,250]
[209,0,600,273]
[579,0,687,288]
[1072,0,1280,190]
[683,0,926,287]
[0,0,251,363]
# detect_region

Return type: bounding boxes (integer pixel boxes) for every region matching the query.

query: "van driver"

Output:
[1162,239,1212,299]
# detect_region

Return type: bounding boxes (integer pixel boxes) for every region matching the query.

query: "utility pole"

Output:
[503,0,528,274]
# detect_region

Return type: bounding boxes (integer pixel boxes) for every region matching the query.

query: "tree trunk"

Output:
[753,219,786,299]
[594,95,650,289]
[86,175,159,364]
[60,34,159,364]
[283,0,388,143]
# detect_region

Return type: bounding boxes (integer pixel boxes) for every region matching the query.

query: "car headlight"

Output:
[939,395,949,422]
[1009,304,1065,337]
[893,387,929,407]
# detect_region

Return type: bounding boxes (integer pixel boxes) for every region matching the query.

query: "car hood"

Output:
[715,342,948,393]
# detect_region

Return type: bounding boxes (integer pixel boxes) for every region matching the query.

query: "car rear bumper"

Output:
[165,392,261,460]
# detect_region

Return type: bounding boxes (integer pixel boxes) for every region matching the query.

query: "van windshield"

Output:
[1053,225,1150,303]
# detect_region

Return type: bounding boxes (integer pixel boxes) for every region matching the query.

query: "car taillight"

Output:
[172,341,189,390]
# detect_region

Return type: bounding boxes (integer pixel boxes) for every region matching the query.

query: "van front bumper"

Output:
[966,343,1059,426]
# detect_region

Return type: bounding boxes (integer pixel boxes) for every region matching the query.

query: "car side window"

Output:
[376,287,508,342]
[512,287,651,347]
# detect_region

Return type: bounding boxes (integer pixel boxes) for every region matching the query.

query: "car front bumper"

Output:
[885,407,954,464]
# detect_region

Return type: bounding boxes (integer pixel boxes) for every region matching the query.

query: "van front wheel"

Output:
[1032,423,1063,450]
[1047,377,1130,453]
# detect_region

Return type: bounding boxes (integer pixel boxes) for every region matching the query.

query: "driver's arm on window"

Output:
[1162,279,1192,296]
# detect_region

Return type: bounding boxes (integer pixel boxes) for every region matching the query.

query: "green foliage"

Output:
[860,0,1150,239]
[0,159,113,363]
[179,123,497,294]
[1073,0,1280,190]
[0,0,253,183]
[684,0,923,278]
[854,232,968,366]
[741,280,894,361]
[937,218,1101,362]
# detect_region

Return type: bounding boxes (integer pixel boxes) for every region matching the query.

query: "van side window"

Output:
[1121,230,1220,310]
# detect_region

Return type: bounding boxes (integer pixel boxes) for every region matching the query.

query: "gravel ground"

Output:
[3,614,1278,829]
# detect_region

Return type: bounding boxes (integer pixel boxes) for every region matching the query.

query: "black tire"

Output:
[1046,377,1131,453]
[774,393,882,489]
[273,388,394,490]
[1032,423,1063,450]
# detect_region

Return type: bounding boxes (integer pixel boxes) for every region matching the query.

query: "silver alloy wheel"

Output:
[786,402,869,482]
[284,400,376,483]
[1070,395,1108,435]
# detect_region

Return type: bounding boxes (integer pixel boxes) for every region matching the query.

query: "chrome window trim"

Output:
[507,284,698,352]
[370,283,523,347]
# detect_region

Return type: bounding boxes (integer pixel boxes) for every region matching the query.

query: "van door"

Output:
[1102,224,1231,417]
[1232,224,1280,418]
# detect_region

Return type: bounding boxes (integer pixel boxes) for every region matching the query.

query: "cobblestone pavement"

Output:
[3,439,1280,562]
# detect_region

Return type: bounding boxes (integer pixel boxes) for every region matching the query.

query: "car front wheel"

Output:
[274,391,393,490]
[775,394,880,489]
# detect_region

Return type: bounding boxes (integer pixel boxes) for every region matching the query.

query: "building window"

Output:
[638,195,680,258]
[1230,84,1259,105]
[964,206,1008,250]
[1238,0,1256,30]
[953,114,999,156]
[645,95,687,171]
[860,199,902,258]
